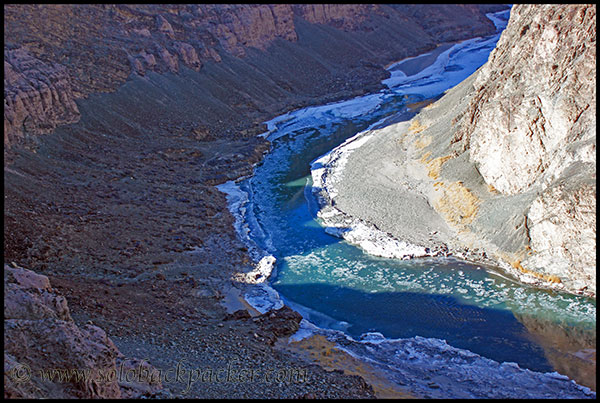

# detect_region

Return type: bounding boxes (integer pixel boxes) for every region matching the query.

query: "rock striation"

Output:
[454,5,595,195]
[3,264,164,399]
[333,4,596,296]
[4,4,501,151]
[4,48,80,149]
[451,4,596,294]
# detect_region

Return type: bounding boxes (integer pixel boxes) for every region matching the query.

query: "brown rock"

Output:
[3,264,163,399]
[5,265,51,290]
[255,305,303,339]
[4,47,80,148]
[173,42,202,71]
[224,309,252,321]
[452,4,596,294]
[116,355,163,398]
[156,14,175,40]
[4,4,499,150]
[295,4,377,31]
[156,45,179,73]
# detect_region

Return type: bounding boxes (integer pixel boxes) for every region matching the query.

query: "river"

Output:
[217,8,596,398]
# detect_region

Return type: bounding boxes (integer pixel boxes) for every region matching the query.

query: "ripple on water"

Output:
[223,7,595,394]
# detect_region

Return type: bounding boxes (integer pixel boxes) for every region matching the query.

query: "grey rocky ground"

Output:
[5,4,532,399]
[321,4,596,298]
[4,264,376,398]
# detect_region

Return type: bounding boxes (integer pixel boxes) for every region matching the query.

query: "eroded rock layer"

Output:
[4,4,501,150]
[391,4,595,295]
[453,4,596,294]
[4,264,164,399]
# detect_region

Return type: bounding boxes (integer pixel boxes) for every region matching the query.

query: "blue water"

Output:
[229,8,596,390]
[241,107,595,373]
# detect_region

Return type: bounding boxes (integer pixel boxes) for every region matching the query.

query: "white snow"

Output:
[262,93,388,142]
[288,320,595,399]
[382,9,511,98]
[311,125,431,259]
[217,7,595,398]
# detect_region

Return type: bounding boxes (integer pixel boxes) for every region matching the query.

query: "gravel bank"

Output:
[313,67,594,297]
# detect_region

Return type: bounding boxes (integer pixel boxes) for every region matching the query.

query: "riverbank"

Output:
[218,27,594,398]
[3,75,392,397]
[298,13,595,395]
[3,53,404,399]
[310,27,514,270]
[304,86,596,396]
[311,25,596,298]
[386,42,454,76]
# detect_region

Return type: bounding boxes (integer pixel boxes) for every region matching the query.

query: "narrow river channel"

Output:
[218,9,596,398]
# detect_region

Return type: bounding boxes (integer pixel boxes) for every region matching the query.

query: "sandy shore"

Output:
[311,109,454,260]
[282,334,414,399]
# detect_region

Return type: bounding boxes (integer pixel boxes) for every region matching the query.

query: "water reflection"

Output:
[515,312,596,390]
[234,26,596,389]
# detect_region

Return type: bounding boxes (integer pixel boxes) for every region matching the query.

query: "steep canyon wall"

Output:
[408,4,596,295]
[4,4,502,151]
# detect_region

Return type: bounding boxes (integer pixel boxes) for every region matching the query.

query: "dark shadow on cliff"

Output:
[273,282,555,374]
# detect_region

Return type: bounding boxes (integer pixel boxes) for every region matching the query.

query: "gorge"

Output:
[4,4,596,399]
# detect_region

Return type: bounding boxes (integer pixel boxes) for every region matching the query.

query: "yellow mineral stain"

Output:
[427,155,453,179]
[414,135,432,149]
[433,181,480,226]
[486,183,500,194]
[408,119,427,134]
[286,335,413,399]
[511,260,562,283]
[407,99,436,112]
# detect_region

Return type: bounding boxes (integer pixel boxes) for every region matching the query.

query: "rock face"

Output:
[320,4,595,296]
[452,4,596,294]
[3,4,500,151]
[1,6,511,399]
[455,5,595,195]
[3,264,164,399]
[4,48,80,149]
[386,4,596,295]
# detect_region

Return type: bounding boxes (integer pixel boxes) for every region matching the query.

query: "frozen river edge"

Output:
[216,9,595,399]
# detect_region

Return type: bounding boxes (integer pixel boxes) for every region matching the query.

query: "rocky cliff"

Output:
[4,264,164,399]
[454,5,595,195]
[387,4,596,295]
[4,4,501,151]
[4,48,80,148]
[452,4,596,294]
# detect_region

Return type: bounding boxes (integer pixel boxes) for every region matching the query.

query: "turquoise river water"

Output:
[218,9,596,397]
